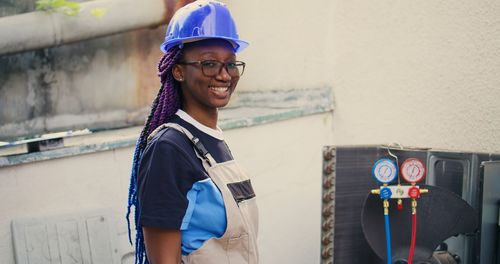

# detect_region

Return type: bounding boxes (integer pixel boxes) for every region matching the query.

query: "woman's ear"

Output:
[172,65,184,82]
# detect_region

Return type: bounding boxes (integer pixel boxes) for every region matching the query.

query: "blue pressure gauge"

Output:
[372,158,398,184]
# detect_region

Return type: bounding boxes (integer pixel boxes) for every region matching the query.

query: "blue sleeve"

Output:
[137,138,199,229]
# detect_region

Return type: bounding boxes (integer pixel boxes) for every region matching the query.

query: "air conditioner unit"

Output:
[320,145,500,264]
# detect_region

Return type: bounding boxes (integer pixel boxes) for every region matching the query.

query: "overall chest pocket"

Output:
[226,180,259,237]
[226,179,255,203]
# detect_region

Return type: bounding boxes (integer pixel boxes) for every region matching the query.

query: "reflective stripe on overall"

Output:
[149,123,259,264]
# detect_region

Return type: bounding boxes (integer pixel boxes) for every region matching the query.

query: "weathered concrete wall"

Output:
[1,0,334,141]
[0,113,333,264]
[0,28,165,140]
[0,0,34,17]
[0,1,167,140]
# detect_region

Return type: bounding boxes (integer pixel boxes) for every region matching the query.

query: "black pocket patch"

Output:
[227,179,256,203]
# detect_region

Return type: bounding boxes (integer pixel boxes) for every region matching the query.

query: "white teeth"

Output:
[210,86,229,92]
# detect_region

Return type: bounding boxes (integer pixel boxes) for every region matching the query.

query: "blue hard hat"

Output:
[160,0,249,53]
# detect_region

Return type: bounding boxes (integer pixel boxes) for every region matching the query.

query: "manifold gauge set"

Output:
[371,156,428,264]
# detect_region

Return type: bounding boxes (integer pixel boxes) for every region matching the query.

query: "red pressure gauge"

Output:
[401,158,426,183]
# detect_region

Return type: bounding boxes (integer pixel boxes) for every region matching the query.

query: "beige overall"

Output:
[149,123,259,264]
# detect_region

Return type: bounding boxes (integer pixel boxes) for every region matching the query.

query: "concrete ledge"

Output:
[0,88,334,167]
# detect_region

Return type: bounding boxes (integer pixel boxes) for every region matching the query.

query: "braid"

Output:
[148,48,183,137]
[158,73,181,126]
[126,46,182,264]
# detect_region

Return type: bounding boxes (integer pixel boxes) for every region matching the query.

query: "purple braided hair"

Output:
[126,46,183,264]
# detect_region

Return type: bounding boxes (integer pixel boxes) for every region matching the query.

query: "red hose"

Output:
[408,211,417,264]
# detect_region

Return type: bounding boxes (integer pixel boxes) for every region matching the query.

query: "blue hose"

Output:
[384,212,392,264]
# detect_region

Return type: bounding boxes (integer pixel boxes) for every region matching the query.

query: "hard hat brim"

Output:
[160,37,249,54]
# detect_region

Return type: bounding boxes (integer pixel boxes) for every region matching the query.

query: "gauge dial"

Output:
[401,158,426,183]
[372,158,398,184]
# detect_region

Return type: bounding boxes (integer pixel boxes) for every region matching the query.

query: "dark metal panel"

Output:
[323,145,498,264]
[329,146,429,263]
[480,161,500,264]
[422,152,500,264]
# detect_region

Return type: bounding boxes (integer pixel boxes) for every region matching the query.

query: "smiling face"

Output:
[173,39,239,113]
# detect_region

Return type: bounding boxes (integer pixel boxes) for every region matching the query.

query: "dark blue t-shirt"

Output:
[137,110,233,255]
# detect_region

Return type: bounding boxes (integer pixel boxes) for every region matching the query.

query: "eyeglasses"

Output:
[177,60,246,77]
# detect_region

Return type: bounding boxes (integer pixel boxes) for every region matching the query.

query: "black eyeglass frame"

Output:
[177,60,246,77]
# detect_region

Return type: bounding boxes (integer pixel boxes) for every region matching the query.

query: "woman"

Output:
[126,1,259,264]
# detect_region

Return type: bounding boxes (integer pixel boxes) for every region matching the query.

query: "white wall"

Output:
[0,148,134,264]
[327,1,500,152]
[226,0,333,91]
[0,113,333,264]
[229,0,500,153]
[226,114,333,263]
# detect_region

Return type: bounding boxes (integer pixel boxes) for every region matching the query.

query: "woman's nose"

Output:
[216,65,232,81]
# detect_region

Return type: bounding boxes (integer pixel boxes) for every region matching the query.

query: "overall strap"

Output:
[148,123,217,167]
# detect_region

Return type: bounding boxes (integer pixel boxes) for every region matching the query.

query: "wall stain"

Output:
[30,49,55,120]
[0,0,196,140]
[0,0,33,17]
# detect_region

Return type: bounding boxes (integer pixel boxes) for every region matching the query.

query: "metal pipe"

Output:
[0,0,180,56]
